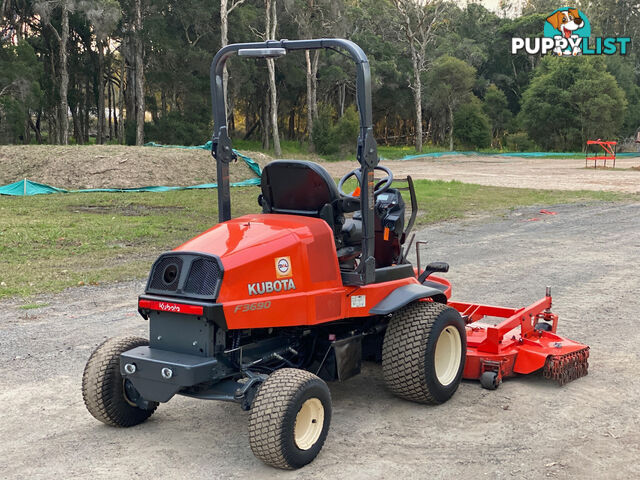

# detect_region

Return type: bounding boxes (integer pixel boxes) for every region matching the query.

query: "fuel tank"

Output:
[175,214,345,328]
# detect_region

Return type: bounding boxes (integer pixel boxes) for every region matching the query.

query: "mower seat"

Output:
[259,160,355,235]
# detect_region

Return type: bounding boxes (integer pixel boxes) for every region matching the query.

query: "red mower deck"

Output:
[449,290,589,388]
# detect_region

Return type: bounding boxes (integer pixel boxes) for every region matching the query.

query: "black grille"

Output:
[149,256,183,291]
[184,258,220,296]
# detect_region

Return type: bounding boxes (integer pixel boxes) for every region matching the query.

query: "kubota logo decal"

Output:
[158,302,181,312]
[275,256,292,278]
[248,279,296,296]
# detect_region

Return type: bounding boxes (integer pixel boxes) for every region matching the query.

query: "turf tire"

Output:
[82,336,158,427]
[248,368,332,470]
[382,301,466,404]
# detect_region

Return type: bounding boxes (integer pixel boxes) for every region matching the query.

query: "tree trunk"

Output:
[72,105,82,144]
[108,75,114,140]
[59,1,70,145]
[46,54,58,143]
[267,58,281,156]
[117,55,125,144]
[125,57,135,136]
[83,80,90,142]
[338,83,345,117]
[288,108,295,139]
[448,105,454,151]
[134,0,144,145]
[228,95,235,133]
[220,0,230,124]
[311,50,319,120]
[97,39,105,144]
[409,48,422,152]
[265,0,281,156]
[28,112,43,143]
[261,91,270,150]
[305,50,314,148]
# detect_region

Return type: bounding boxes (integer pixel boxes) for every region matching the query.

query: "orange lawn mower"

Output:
[81,39,589,469]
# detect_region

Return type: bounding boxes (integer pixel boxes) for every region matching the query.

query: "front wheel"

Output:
[82,336,158,427]
[382,302,466,404]
[248,368,332,469]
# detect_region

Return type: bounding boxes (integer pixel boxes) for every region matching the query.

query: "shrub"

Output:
[312,105,338,155]
[505,131,538,152]
[312,105,360,155]
[453,99,491,149]
[144,111,211,146]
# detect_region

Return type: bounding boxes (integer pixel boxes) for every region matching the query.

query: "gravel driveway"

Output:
[2,202,639,479]
[321,155,640,193]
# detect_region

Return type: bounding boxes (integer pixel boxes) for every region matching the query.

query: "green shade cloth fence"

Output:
[391,151,640,161]
[0,177,261,196]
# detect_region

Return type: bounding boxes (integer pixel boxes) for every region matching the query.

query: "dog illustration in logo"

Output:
[546,8,584,55]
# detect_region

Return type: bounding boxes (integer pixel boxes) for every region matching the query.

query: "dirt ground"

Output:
[2,145,639,193]
[0,145,271,189]
[321,155,640,193]
[1,201,639,479]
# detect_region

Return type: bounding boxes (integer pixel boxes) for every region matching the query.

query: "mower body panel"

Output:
[162,213,446,330]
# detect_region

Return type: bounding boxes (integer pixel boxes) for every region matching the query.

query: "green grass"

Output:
[232,139,311,157]
[0,182,634,299]
[19,302,49,310]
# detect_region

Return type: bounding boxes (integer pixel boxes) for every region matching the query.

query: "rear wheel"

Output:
[382,302,466,404]
[248,368,332,470]
[82,336,158,427]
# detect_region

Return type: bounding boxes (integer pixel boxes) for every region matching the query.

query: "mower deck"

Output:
[448,293,589,387]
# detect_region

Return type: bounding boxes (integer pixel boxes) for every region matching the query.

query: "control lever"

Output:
[418,261,449,284]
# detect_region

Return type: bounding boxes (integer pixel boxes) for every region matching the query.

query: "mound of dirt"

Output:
[0,145,272,189]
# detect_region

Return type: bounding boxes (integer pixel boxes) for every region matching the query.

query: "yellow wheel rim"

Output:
[434,325,462,386]
[294,398,324,450]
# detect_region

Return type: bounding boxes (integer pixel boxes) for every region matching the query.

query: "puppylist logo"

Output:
[512,8,631,56]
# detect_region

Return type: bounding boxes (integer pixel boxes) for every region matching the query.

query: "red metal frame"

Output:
[586,139,617,168]
[449,295,588,383]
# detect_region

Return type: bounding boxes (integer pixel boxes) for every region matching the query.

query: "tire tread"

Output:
[382,302,461,404]
[248,368,329,469]
[82,336,158,427]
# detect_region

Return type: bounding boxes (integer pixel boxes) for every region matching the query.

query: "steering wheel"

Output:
[338,165,393,198]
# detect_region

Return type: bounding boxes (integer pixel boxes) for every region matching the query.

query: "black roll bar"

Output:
[210,38,379,285]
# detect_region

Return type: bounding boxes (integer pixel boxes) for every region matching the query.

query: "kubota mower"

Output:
[82,39,589,470]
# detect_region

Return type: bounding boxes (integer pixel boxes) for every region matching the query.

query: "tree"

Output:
[220,0,247,122]
[0,41,43,143]
[82,0,121,144]
[35,0,72,144]
[426,55,476,150]
[393,0,442,152]
[259,0,281,156]
[605,54,640,137]
[284,0,340,148]
[454,98,491,149]
[1,0,636,152]
[483,84,512,146]
[133,0,144,145]
[520,56,627,151]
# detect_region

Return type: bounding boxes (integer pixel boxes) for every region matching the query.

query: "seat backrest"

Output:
[260,160,341,216]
